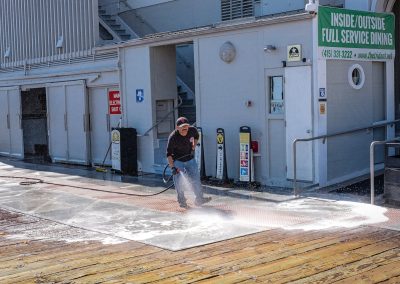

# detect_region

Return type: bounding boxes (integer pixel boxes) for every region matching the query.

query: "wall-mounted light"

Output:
[56,36,64,49]
[264,45,276,53]
[4,47,10,58]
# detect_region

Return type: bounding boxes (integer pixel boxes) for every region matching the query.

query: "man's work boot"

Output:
[195,196,211,206]
[179,201,188,209]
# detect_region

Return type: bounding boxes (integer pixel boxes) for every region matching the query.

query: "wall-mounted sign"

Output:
[318,6,395,61]
[319,88,326,99]
[287,45,301,62]
[136,89,144,103]
[108,90,121,115]
[319,102,327,115]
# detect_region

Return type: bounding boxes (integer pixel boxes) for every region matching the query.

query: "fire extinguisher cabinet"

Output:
[111,128,137,175]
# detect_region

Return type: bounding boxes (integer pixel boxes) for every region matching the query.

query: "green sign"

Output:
[318,6,395,60]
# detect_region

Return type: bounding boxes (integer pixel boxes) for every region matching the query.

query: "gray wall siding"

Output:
[0,0,98,67]
[326,60,385,181]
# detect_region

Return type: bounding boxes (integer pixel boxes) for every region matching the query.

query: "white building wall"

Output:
[122,46,155,172]
[196,19,314,182]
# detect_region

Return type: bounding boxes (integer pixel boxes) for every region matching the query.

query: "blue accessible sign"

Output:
[136,89,144,103]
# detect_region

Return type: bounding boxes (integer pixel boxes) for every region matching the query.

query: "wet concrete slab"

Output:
[0,157,399,251]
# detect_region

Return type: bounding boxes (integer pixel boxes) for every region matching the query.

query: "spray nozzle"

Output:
[171,166,180,175]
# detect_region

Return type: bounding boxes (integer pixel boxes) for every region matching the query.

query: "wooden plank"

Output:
[255,235,400,283]
[335,260,400,283]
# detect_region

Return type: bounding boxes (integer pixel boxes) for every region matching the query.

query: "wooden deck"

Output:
[2,209,400,283]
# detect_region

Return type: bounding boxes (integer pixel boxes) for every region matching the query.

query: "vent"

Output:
[221,0,254,21]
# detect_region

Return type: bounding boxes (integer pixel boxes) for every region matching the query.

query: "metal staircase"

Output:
[98,1,137,41]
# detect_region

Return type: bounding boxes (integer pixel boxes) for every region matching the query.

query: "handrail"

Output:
[293,119,400,197]
[370,139,400,205]
[140,96,183,137]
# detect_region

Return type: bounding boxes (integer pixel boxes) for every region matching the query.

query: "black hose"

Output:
[0,153,195,197]
[0,175,173,197]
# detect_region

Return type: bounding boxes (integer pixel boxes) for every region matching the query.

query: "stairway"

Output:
[177,85,196,125]
[98,4,135,41]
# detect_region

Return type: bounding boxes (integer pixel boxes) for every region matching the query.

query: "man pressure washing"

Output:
[166,117,211,208]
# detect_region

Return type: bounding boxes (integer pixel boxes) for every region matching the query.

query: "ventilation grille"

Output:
[221,0,255,21]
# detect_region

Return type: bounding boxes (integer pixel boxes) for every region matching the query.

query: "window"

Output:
[348,64,365,90]
[270,76,284,114]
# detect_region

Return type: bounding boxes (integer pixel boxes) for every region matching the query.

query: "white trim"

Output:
[348,64,365,90]
[95,13,314,51]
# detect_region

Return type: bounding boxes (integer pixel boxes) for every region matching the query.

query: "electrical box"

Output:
[111,128,137,175]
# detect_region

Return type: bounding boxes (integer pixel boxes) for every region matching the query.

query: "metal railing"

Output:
[293,119,400,197]
[370,139,400,205]
[140,96,183,137]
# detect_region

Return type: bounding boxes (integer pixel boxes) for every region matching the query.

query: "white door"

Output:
[89,87,121,166]
[0,90,10,155]
[266,71,287,183]
[47,84,68,162]
[8,88,23,157]
[65,82,89,164]
[285,66,313,181]
[89,88,109,165]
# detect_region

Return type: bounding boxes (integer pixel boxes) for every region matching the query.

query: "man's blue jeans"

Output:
[172,158,203,205]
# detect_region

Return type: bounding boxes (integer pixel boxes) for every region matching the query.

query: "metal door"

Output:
[65,82,89,164]
[47,84,67,162]
[0,89,10,155]
[285,66,313,181]
[8,88,23,157]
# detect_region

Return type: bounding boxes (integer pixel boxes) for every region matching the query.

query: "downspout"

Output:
[117,46,126,127]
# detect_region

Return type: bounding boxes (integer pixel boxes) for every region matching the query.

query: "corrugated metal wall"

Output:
[0,0,99,67]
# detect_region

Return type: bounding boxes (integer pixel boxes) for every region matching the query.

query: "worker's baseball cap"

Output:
[176,117,190,127]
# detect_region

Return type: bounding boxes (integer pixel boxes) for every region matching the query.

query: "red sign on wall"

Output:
[108,90,122,115]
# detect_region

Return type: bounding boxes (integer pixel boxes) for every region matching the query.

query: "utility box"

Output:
[111,128,137,175]
[384,144,400,205]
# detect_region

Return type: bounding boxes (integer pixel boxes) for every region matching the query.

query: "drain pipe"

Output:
[117,46,125,127]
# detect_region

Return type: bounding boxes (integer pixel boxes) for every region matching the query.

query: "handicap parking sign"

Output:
[136,89,144,103]
[240,168,248,176]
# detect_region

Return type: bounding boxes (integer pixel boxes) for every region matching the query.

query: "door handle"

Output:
[83,114,86,132]
[64,114,67,131]
[106,114,110,132]
[6,114,10,129]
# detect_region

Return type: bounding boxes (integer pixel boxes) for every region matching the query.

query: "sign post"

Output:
[239,126,251,183]
[194,127,206,179]
[215,128,228,182]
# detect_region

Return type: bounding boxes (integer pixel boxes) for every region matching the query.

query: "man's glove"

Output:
[171,166,179,175]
